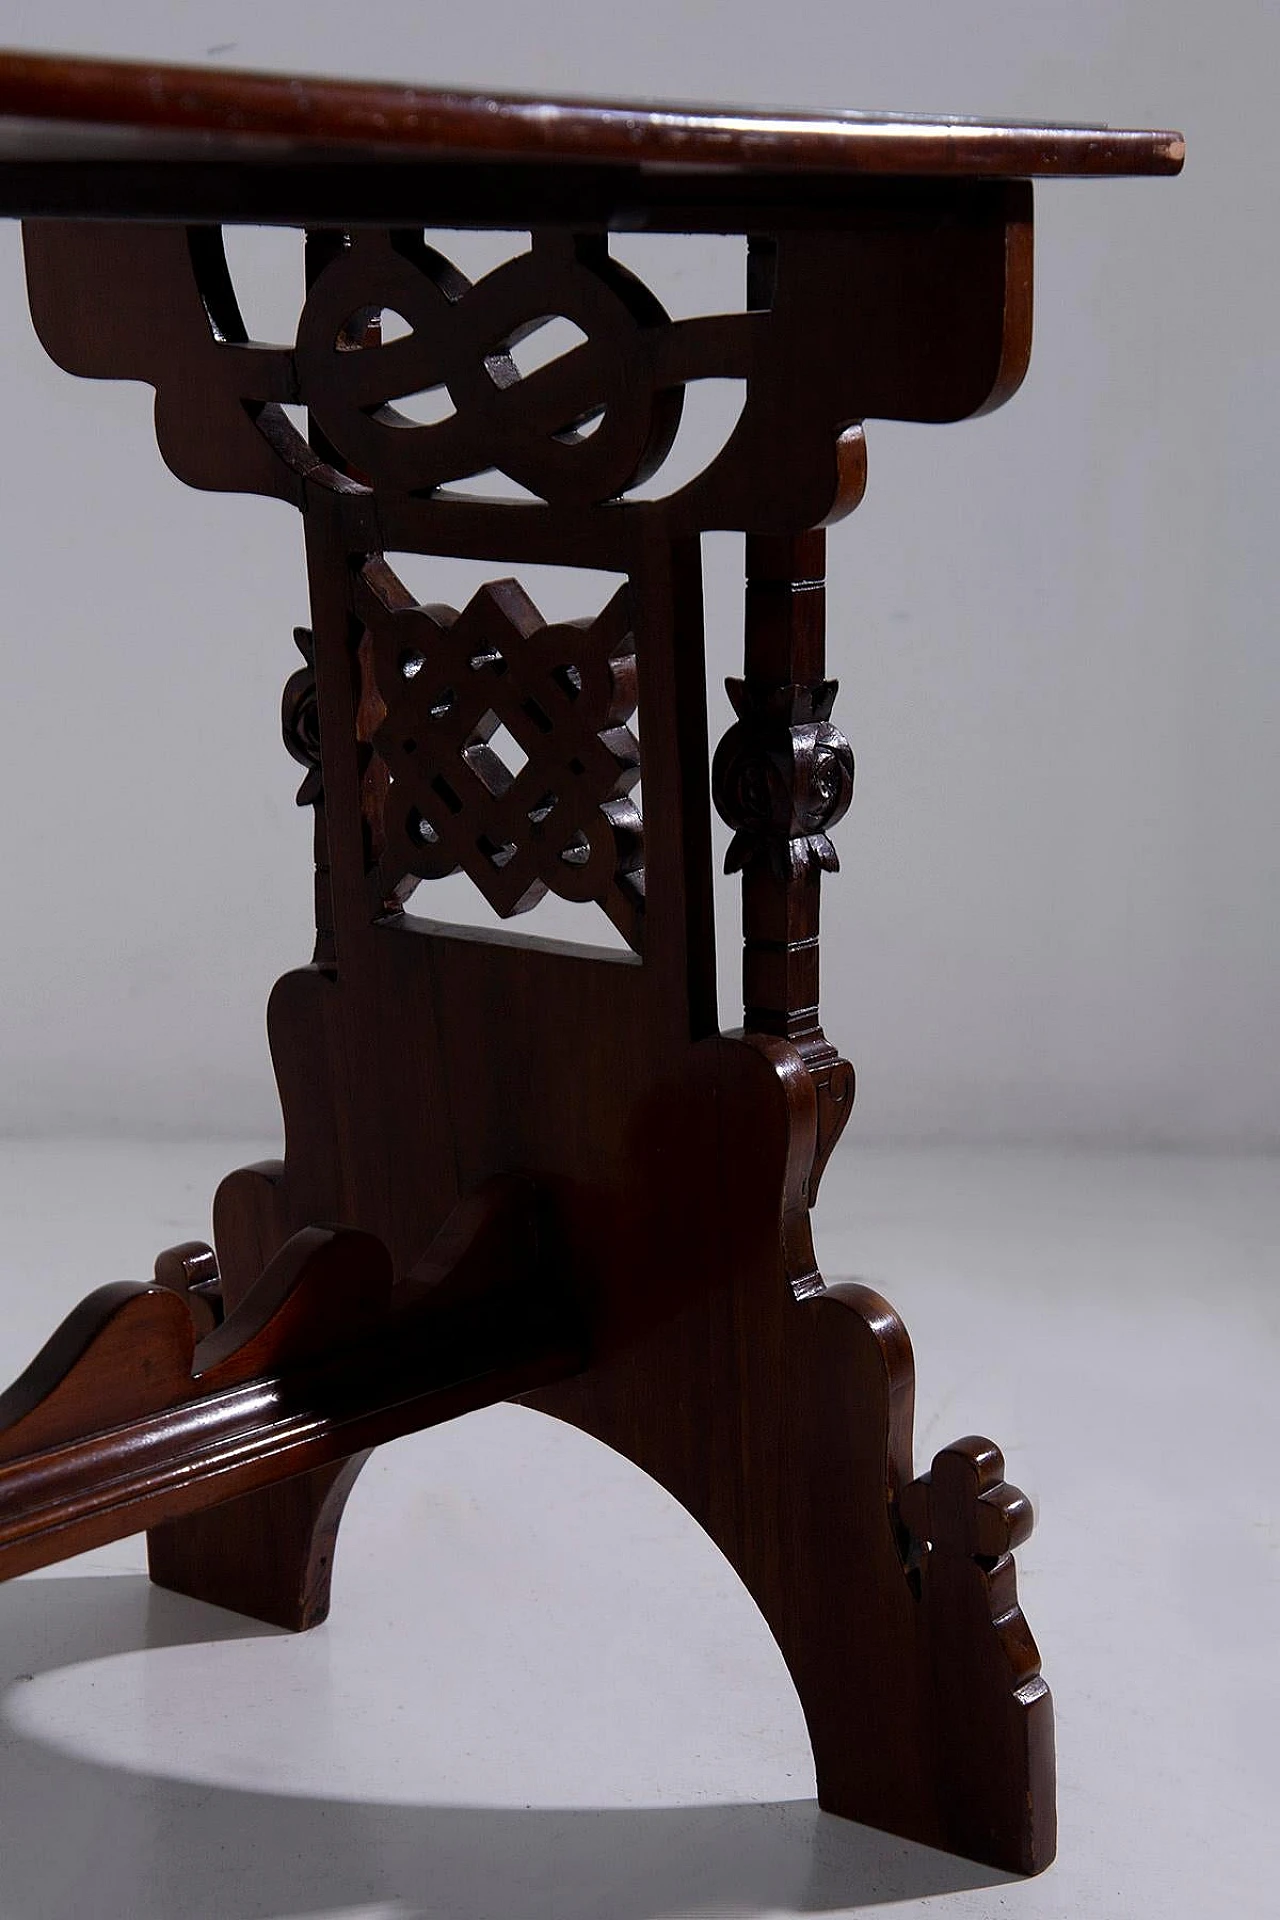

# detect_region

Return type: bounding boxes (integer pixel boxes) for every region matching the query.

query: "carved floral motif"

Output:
[281,624,323,806]
[712,677,854,880]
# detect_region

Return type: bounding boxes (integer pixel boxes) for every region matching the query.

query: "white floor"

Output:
[0,1140,1276,1919]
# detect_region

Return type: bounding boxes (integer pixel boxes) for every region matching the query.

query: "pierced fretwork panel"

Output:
[22,190,1029,536]
[297,229,687,508]
[357,557,644,952]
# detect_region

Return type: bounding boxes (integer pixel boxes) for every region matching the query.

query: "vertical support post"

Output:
[714,530,856,1193]
[284,228,386,977]
[281,620,337,973]
[740,530,829,1045]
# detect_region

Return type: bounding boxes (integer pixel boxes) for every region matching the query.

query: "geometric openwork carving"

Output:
[24,203,1031,531]
[296,229,685,509]
[10,91,1079,1871]
[357,557,644,951]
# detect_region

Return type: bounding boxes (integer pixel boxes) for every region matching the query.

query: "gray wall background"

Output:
[0,2,1274,1147]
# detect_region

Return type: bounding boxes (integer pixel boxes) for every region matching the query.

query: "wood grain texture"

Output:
[20,189,1035,529]
[714,525,857,1196]
[0,48,1183,178]
[0,1182,582,1588]
[0,84,1180,1869]
[148,1457,373,1632]
[152,1239,224,1340]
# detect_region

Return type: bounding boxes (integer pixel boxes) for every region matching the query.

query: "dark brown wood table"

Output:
[0,50,1182,1878]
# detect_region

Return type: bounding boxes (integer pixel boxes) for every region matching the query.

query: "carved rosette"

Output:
[712,678,854,880]
[281,624,322,806]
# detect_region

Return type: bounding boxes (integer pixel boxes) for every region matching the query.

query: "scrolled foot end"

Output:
[899,1434,1056,1875]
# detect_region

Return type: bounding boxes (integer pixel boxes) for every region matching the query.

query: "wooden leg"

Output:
[147,1195,361,1634]
[145,1169,362,1634]
[528,1271,1053,1874]
[146,1455,370,1632]
[138,1172,553,1633]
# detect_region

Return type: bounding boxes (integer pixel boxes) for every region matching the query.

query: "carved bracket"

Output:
[22,183,1032,534]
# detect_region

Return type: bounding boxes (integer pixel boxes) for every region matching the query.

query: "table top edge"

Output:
[0,49,1186,179]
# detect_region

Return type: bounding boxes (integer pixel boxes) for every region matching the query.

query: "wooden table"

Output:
[0,50,1181,1878]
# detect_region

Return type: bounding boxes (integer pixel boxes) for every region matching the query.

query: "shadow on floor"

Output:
[0,1575,1013,1920]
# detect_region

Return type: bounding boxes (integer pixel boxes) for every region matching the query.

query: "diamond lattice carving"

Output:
[358,560,644,950]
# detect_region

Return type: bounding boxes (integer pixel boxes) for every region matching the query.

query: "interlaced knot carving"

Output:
[358,559,644,949]
[24,199,1026,530]
[296,229,686,509]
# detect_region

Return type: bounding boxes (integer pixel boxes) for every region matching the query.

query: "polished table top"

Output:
[0,48,1183,188]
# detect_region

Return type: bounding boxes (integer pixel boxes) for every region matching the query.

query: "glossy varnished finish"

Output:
[0,53,1181,1879]
[0,1185,582,1585]
[0,49,1183,178]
